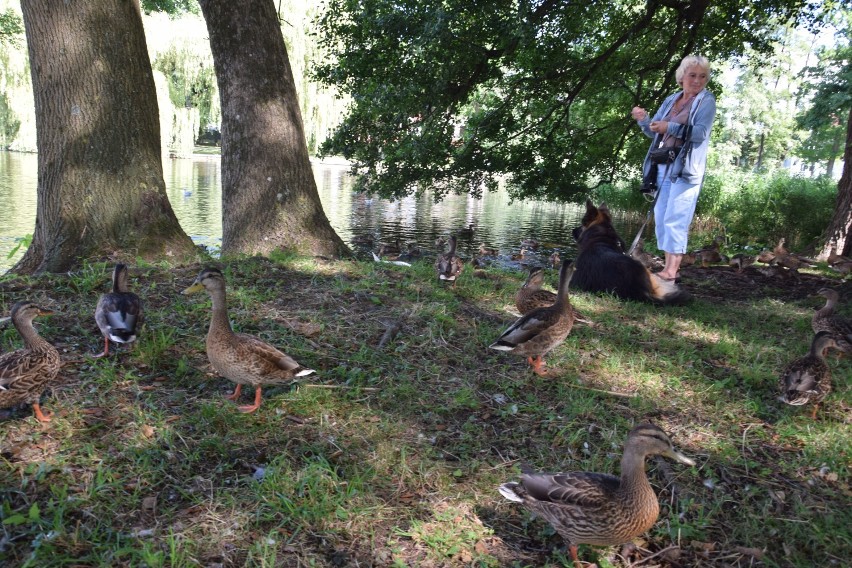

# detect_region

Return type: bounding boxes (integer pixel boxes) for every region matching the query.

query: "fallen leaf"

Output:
[141,495,157,512]
[141,425,155,438]
[735,546,764,559]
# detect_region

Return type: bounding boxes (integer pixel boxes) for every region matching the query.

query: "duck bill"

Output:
[37,308,55,316]
[665,449,696,466]
[182,282,205,295]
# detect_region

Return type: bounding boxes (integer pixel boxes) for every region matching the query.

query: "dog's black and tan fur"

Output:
[570,200,689,305]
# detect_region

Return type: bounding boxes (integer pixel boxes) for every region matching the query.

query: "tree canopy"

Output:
[315,0,831,202]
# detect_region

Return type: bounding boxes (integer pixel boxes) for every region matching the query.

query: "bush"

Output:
[707,169,836,250]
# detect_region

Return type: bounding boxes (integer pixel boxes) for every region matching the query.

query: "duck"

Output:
[0,301,62,422]
[830,259,852,276]
[377,238,402,256]
[510,248,528,261]
[352,234,374,247]
[520,237,540,250]
[516,267,591,325]
[778,331,837,419]
[499,423,695,568]
[729,253,755,273]
[490,259,575,375]
[457,223,476,237]
[182,268,315,413]
[515,267,557,315]
[549,251,561,269]
[757,248,776,264]
[826,243,852,266]
[692,235,725,267]
[436,235,464,287]
[478,243,499,257]
[811,288,852,354]
[93,263,142,358]
[628,239,661,271]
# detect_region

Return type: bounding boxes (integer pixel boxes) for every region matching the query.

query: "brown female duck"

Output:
[93,263,142,358]
[779,331,837,419]
[811,288,852,354]
[499,423,695,568]
[490,259,575,375]
[183,268,315,413]
[0,302,61,422]
[436,235,464,286]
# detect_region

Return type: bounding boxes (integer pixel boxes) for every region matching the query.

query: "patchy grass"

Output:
[0,255,849,567]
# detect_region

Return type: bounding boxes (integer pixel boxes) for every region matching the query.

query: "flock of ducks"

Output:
[0,234,849,565]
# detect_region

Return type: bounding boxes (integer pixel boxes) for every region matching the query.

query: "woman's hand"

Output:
[649,120,668,134]
[631,106,648,121]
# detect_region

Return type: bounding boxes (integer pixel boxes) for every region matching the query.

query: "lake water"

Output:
[0,151,641,274]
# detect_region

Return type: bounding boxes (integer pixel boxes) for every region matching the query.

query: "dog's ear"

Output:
[582,200,598,226]
[599,203,611,218]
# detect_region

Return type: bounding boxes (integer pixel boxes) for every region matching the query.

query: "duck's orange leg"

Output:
[568,543,583,568]
[32,403,52,423]
[238,385,262,413]
[224,384,242,401]
[811,403,820,420]
[92,337,110,358]
[527,355,546,375]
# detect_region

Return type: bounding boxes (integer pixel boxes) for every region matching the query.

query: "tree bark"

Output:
[819,105,852,259]
[15,0,197,274]
[198,0,349,258]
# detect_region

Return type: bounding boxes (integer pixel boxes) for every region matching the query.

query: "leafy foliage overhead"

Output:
[315,0,829,201]
[796,10,852,166]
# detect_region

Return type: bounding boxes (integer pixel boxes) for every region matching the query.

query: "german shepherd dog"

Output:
[570,200,689,305]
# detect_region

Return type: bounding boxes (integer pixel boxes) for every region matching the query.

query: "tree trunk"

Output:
[819,105,852,259]
[198,0,349,258]
[15,0,197,274]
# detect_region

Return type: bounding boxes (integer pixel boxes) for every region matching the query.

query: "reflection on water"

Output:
[0,152,642,274]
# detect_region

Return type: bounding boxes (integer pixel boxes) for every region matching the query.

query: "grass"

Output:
[0,255,850,567]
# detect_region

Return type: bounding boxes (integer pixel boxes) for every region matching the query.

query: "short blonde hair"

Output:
[676,55,710,85]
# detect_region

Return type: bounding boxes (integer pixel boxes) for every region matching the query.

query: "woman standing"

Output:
[631,55,716,282]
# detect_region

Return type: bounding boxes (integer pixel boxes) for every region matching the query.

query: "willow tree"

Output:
[15,0,197,274]
[197,0,348,257]
[314,0,826,202]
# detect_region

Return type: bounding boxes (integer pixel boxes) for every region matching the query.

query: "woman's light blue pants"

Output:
[654,169,701,254]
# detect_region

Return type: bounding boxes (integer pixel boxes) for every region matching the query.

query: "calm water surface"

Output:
[0,151,640,273]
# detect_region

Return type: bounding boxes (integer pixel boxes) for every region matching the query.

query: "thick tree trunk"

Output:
[15,0,197,274]
[198,0,349,258]
[819,105,852,259]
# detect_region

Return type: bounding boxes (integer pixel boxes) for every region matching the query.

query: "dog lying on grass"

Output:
[570,200,689,306]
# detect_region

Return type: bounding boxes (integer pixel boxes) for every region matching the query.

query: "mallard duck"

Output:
[830,259,852,276]
[479,243,498,257]
[182,268,315,413]
[377,238,402,256]
[629,239,661,270]
[436,235,464,286]
[0,301,61,422]
[510,248,528,261]
[778,331,837,419]
[515,267,557,314]
[692,235,724,267]
[499,423,695,568]
[490,259,575,375]
[757,248,776,264]
[93,263,142,358]
[812,288,852,353]
[729,253,755,273]
[351,234,374,247]
[458,223,476,236]
[549,251,561,269]
[521,237,540,250]
[826,244,852,266]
